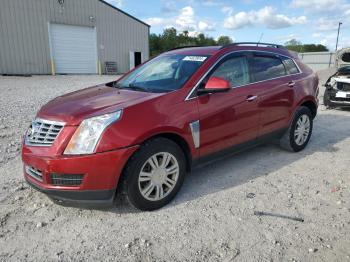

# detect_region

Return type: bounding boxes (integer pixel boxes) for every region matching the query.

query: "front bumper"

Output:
[326,88,350,106]
[22,145,139,206]
[25,177,115,207]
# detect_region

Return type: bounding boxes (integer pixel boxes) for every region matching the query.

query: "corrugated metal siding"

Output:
[298,52,335,71]
[0,0,149,74]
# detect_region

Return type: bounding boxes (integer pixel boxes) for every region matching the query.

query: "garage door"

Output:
[49,24,98,74]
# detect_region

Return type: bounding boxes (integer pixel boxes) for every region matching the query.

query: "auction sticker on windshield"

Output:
[183,56,207,62]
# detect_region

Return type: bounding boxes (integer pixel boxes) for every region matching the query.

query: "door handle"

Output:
[246,95,258,102]
[288,81,296,87]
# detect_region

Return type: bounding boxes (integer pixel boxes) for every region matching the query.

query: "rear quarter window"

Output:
[282,57,300,74]
[250,55,286,82]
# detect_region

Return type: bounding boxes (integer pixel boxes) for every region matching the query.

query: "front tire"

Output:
[280,106,313,152]
[122,138,186,211]
[323,89,332,108]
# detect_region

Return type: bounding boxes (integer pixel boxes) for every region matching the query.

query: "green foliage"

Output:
[217,36,233,45]
[284,39,302,46]
[284,39,329,53]
[149,27,233,57]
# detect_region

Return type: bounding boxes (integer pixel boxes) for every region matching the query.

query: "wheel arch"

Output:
[149,132,193,172]
[299,99,317,119]
[115,131,193,198]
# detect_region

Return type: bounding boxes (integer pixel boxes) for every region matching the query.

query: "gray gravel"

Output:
[0,75,117,168]
[0,71,349,261]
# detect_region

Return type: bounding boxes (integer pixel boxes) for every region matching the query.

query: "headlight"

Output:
[329,78,337,89]
[64,110,122,155]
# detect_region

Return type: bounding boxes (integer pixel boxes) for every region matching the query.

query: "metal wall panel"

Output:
[298,52,335,71]
[0,0,149,74]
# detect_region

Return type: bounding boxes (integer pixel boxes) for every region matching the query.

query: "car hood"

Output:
[37,84,163,125]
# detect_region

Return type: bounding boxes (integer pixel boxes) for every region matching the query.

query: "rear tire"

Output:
[121,137,186,211]
[280,106,313,152]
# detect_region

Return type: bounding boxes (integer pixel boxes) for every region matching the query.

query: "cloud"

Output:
[146,6,215,34]
[224,6,306,30]
[311,31,350,50]
[316,18,340,31]
[105,0,123,8]
[175,6,196,31]
[161,1,177,13]
[145,17,166,26]
[198,21,215,31]
[201,0,223,6]
[221,6,234,15]
[275,34,300,42]
[290,0,348,12]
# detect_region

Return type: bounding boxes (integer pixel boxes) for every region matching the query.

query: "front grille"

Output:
[25,118,65,146]
[25,165,43,182]
[50,174,84,186]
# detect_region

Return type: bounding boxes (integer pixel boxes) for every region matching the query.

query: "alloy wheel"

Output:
[138,152,179,201]
[294,114,311,146]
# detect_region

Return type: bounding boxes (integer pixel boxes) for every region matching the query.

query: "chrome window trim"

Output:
[185,49,303,101]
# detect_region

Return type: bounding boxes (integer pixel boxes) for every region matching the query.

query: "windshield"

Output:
[116,54,209,93]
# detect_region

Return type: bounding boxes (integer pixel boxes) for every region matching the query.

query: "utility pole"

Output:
[335,22,342,51]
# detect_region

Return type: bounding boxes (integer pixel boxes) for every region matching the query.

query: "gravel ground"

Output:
[0,70,349,262]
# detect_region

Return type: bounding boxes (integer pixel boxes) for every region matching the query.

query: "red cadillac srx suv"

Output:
[22,43,319,210]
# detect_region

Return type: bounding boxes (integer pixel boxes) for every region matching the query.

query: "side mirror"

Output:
[197,76,231,95]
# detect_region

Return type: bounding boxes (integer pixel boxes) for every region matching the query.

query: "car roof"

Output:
[165,43,297,59]
[165,46,222,56]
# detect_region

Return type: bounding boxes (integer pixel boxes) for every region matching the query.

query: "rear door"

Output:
[196,53,261,156]
[249,52,296,136]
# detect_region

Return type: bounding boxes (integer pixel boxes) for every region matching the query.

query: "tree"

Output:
[302,44,329,52]
[149,33,162,57]
[217,36,233,46]
[149,28,222,56]
[162,27,178,51]
[284,39,302,46]
[284,39,328,53]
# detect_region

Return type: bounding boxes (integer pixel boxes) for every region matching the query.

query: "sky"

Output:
[105,0,350,50]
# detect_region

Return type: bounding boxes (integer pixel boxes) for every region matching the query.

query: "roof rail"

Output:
[221,42,285,49]
[167,45,206,51]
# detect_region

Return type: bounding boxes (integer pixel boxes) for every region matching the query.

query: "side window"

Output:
[210,56,250,87]
[250,55,287,82]
[281,57,300,74]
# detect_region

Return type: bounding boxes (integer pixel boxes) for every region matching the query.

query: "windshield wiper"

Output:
[112,81,123,90]
[111,81,151,92]
[127,83,151,92]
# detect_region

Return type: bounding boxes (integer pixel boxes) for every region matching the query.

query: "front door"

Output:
[196,54,261,157]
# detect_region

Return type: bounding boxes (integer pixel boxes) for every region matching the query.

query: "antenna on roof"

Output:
[257,33,264,45]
